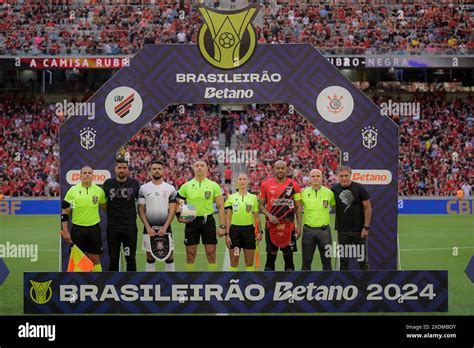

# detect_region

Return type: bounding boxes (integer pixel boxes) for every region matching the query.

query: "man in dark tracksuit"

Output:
[331,166,372,270]
[103,158,140,271]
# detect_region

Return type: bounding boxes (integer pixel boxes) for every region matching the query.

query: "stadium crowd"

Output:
[121,105,222,187]
[0,1,472,55]
[0,95,61,197]
[373,93,473,196]
[0,93,471,197]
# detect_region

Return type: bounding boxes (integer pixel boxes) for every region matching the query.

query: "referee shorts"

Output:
[184,215,217,246]
[229,225,256,250]
[71,223,103,255]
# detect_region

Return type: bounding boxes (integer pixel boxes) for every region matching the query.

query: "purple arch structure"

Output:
[60,44,398,271]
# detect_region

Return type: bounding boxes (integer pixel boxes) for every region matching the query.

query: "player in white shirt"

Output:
[138,161,177,272]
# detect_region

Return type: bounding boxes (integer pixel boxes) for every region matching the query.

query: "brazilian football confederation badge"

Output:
[30,280,52,305]
[198,5,258,70]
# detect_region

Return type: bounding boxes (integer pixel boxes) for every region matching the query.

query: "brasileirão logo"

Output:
[197,5,259,70]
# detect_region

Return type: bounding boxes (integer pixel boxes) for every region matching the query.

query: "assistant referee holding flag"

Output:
[300,169,335,270]
[61,165,107,272]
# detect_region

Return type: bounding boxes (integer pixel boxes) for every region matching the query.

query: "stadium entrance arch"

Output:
[60,44,398,271]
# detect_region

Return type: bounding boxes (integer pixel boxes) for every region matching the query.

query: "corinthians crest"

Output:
[197,5,259,69]
[327,93,344,114]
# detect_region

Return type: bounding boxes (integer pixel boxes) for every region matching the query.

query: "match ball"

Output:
[180,204,197,223]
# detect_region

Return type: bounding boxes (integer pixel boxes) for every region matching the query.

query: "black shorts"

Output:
[265,228,297,254]
[229,225,256,250]
[184,215,217,246]
[71,223,103,255]
[224,179,232,185]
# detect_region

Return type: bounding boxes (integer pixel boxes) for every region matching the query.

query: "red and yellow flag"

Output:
[67,245,94,272]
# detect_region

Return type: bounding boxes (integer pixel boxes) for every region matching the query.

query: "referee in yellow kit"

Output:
[176,160,226,271]
[61,165,107,272]
[300,169,335,271]
[224,173,262,271]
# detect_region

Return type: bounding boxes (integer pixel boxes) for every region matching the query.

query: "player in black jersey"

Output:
[103,158,140,271]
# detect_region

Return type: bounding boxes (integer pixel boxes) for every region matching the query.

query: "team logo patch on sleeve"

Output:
[204,191,211,199]
[246,203,253,213]
[92,195,98,204]
[323,200,329,208]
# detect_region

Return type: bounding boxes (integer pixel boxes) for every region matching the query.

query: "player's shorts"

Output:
[265,228,297,254]
[71,223,102,255]
[184,215,217,246]
[229,224,256,250]
[142,227,172,252]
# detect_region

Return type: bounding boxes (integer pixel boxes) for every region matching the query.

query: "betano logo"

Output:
[66,170,111,185]
[30,280,53,305]
[351,170,392,185]
[197,5,259,70]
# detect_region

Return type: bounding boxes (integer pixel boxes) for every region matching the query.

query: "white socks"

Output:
[146,261,155,272]
[146,261,175,271]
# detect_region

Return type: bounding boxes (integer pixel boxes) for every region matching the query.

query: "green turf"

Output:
[0,214,472,315]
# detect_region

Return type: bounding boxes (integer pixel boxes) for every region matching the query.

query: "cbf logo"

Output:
[79,126,96,150]
[105,86,143,124]
[197,5,258,70]
[30,280,52,304]
[362,126,378,149]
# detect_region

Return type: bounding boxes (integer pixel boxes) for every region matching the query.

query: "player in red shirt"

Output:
[259,160,302,271]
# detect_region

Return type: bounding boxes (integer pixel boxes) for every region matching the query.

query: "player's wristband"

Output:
[61,214,69,222]
[363,226,370,230]
[219,224,226,229]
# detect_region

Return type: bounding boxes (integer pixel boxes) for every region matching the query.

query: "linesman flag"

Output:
[254,220,260,270]
[67,245,94,272]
